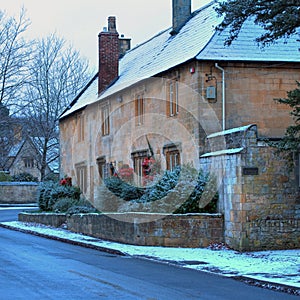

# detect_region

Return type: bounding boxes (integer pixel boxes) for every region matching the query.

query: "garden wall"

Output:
[18,213,67,227]
[0,182,39,204]
[200,124,300,251]
[19,212,224,248]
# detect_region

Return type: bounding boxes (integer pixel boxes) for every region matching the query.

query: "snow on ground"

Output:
[1,220,299,290]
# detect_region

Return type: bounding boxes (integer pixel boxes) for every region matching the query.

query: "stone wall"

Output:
[19,212,224,248]
[0,182,39,204]
[200,124,300,251]
[18,213,66,227]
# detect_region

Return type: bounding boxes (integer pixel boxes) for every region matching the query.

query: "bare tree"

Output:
[23,33,92,180]
[0,7,31,108]
[0,8,32,171]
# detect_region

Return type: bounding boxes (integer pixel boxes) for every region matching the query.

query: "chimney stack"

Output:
[171,0,191,35]
[98,16,119,95]
[119,34,131,58]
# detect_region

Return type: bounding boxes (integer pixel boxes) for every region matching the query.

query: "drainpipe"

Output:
[215,63,225,131]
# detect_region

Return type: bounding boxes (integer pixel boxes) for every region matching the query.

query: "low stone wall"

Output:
[0,182,39,204]
[18,213,67,227]
[19,212,224,248]
[245,217,300,250]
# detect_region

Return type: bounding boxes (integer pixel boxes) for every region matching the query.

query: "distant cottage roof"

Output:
[61,1,300,119]
[8,137,59,173]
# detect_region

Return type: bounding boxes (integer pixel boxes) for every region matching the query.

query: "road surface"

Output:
[0,208,296,299]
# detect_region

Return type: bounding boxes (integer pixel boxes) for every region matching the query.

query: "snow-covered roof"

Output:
[8,137,59,173]
[99,2,218,100]
[8,141,23,157]
[60,73,98,118]
[206,124,257,139]
[200,147,244,158]
[61,1,300,119]
[197,18,300,62]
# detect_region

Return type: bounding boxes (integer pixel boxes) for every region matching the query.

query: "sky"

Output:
[0,0,212,69]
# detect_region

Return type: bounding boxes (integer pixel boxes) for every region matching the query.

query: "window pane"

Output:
[166,150,180,171]
[102,106,110,135]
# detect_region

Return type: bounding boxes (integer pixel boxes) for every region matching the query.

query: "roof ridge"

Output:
[123,28,171,55]
[191,0,217,17]
[122,0,217,58]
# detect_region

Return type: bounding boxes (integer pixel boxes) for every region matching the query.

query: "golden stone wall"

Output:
[60,60,299,217]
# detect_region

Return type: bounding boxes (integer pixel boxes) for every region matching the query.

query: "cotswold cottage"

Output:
[59,0,300,250]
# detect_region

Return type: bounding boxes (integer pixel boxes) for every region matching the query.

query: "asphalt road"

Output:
[0,208,296,300]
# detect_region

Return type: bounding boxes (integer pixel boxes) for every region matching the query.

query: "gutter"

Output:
[215,63,225,131]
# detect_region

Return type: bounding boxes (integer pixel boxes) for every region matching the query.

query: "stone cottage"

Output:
[7,137,59,181]
[60,0,300,250]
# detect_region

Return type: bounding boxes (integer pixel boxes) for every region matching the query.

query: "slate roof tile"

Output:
[61,1,299,119]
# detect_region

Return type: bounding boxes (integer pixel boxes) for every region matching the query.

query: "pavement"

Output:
[1,205,300,297]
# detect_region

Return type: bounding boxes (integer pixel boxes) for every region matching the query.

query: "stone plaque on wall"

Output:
[242,167,259,176]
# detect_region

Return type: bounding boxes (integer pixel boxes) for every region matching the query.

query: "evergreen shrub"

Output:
[53,197,76,213]
[104,176,144,201]
[53,196,97,214]
[0,172,12,182]
[12,172,38,182]
[103,165,218,214]
[38,181,81,211]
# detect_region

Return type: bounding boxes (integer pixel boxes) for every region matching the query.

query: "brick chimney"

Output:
[171,0,191,35]
[98,16,119,95]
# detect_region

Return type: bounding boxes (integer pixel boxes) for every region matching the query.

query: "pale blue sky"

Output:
[0,0,212,68]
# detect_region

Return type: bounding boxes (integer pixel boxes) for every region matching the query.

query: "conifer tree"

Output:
[274,82,300,151]
[216,0,300,152]
[215,0,300,46]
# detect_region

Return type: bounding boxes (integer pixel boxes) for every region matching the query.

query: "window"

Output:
[163,143,181,171]
[135,95,144,125]
[166,150,180,171]
[75,163,87,193]
[96,156,110,180]
[102,105,110,136]
[131,150,148,186]
[24,158,34,168]
[77,113,85,142]
[166,80,178,117]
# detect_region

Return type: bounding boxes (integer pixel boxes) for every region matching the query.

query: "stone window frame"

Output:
[96,156,110,181]
[135,94,145,126]
[166,78,179,117]
[23,157,34,168]
[163,142,181,171]
[76,112,85,142]
[75,162,87,193]
[101,104,110,136]
[131,149,149,186]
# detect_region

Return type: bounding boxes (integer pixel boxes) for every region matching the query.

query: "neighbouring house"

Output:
[6,137,59,181]
[59,0,300,250]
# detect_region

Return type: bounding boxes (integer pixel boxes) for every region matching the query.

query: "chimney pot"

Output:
[119,36,131,58]
[108,16,117,33]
